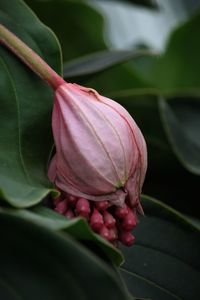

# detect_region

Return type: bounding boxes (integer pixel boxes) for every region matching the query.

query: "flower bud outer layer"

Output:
[48,83,147,207]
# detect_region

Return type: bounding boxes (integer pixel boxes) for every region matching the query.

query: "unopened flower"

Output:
[0,25,147,247]
[48,82,147,246]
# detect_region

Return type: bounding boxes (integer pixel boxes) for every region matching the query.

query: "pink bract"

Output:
[48,82,147,208]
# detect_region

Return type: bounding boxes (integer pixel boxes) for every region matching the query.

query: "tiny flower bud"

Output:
[122,209,137,231]
[108,226,118,241]
[119,231,135,246]
[75,197,91,218]
[90,208,104,231]
[54,199,68,214]
[65,208,75,219]
[67,195,77,206]
[115,203,129,219]
[103,211,116,228]
[99,225,110,241]
[95,201,109,211]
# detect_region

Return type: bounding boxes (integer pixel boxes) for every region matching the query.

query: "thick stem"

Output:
[0,24,65,90]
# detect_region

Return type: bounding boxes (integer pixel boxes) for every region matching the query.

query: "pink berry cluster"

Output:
[53,192,140,247]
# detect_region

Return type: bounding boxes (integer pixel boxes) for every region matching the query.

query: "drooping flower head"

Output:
[49,83,147,205]
[48,82,147,246]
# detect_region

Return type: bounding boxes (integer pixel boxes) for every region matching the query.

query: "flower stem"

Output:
[0,24,65,90]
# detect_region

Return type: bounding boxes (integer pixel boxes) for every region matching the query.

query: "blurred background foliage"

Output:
[25,0,200,217]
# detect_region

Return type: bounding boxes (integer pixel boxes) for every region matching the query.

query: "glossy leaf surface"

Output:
[0,212,131,300]
[120,196,200,300]
[0,0,61,207]
[2,205,124,267]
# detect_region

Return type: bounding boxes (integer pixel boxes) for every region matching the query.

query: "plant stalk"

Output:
[0,24,65,90]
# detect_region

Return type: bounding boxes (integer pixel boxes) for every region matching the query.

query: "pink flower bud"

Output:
[121,209,137,231]
[114,203,129,219]
[48,83,147,208]
[67,195,77,206]
[108,226,118,241]
[119,231,135,247]
[90,208,104,231]
[95,201,109,211]
[54,199,68,214]
[103,211,116,228]
[75,197,91,218]
[99,225,110,241]
[65,208,75,219]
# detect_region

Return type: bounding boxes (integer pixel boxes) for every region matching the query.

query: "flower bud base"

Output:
[51,190,141,247]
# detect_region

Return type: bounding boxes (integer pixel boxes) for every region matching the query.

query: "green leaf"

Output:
[120,195,200,300]
[0,212,132,300]
[0,0,61,207]
[144,10,200,94]
[25,0,107,62]
[159,97,200,175]
[63,49,157,78]
[2,205,124,267]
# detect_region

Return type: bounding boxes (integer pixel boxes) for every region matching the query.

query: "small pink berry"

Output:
[99,225,110,241]
[75,197,91,218]
[95,201,109,211]
[115,203,129,219]
[67,195,77,206]
[54,199,68,214]
[108,226,118,241]
[119,231,135,246]
[90,208,104,231]
[65,209,75,219]
[103,211,116,228]
[122,209,137,231]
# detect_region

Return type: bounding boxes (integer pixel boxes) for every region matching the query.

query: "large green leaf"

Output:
[151,10,200,94]
[25,0,107,62]
[159,97,200,175]
[2,205,124,267]
[63,49,156,78]
[127,10,200,95]
[0,212,132,300]
[0,0,61,207]
[120,196,200,300]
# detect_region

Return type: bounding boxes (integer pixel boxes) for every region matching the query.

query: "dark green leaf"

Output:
[159,97,200,175]
[0,0,61,207]
[149,10,200,94]
[63,49,157,78]
[0,212,132,300]
[120,195,200,300]
[2,205,124,267]
[25,0,107,61]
